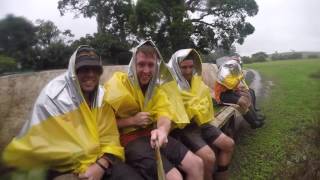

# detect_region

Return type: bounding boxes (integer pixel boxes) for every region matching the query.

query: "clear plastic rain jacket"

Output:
[167,49,214,126]
[2,47,124,173]
[104,41,189,134]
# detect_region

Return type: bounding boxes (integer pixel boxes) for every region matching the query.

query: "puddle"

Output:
[246,69,274,104]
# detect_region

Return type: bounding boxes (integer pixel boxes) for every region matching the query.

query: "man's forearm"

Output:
[116,117,134,128]
[157,117,171,135]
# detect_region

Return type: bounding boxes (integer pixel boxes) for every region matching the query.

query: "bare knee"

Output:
[237,96,251,110]
[192,153,204,171]
[166,168,183,180]
[224,137,235,153]
[196,146,216,166]
[214,134,235,153]
[180,151,204,176]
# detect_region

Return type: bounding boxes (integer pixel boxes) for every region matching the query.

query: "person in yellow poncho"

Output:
[214,56,264,129]
[104,40,203,180]
[2,46,142,180]
[167,49,235,180]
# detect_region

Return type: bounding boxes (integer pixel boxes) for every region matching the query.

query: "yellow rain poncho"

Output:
[214,57,250,103]
[2,46,124,173]
[216,59,246,90]
[104,41,189,134]
[168,49,214,126]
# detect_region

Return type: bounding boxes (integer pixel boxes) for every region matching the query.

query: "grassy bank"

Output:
[230,59,320,179]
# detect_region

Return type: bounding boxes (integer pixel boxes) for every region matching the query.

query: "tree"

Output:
[0,55,17,74]
[35,20,61,48]
[271,51,303,61]
[36,20,75,48]
[0,15,75,71]
[58,0,134,43]
[133,0,257,58]
[241,56,252,64]
[0,14,37,69]
[71,32,131,65]
[133,0,194,58]
[271,51,281,60]
[34,41,73,70]
[202,45,238,63]
[307,54,318,59]
[31,20,75,70]
[251,51,268,62]
[57,0,258,59]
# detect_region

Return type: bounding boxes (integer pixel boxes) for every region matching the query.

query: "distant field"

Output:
[230,59,320,179]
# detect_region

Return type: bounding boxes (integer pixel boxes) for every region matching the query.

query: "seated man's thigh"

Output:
[237,96,251,110]
[237,90,252,103]
[178,124,208,153]
[106,159,143,180]
[124,136,180,179]
[220,90,241,104]
[161,136,189,166]
[201,123,222,145]
[210,133,234,151]
[125,136,157,179]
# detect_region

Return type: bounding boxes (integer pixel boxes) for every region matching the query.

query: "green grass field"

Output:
[230,59,320,179]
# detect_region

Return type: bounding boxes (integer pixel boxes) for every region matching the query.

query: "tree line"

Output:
[0,0,259,74]
[241,51,318,64]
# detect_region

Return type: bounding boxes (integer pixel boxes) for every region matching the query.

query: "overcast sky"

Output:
[1,0,319,56]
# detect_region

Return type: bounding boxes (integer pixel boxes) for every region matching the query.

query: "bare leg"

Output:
[195,145,216,180]
[237,96,251,113]
[166,167,183,180]
[212,133,234,167]
[211,133,235,180]
[179,151,204,180]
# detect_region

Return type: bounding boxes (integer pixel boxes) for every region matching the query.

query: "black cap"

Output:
[75,46,103,73]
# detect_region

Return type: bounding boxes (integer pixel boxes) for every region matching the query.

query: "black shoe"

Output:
[243,110,265,129]
[257,114,266,121]
[250,120,264,129]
